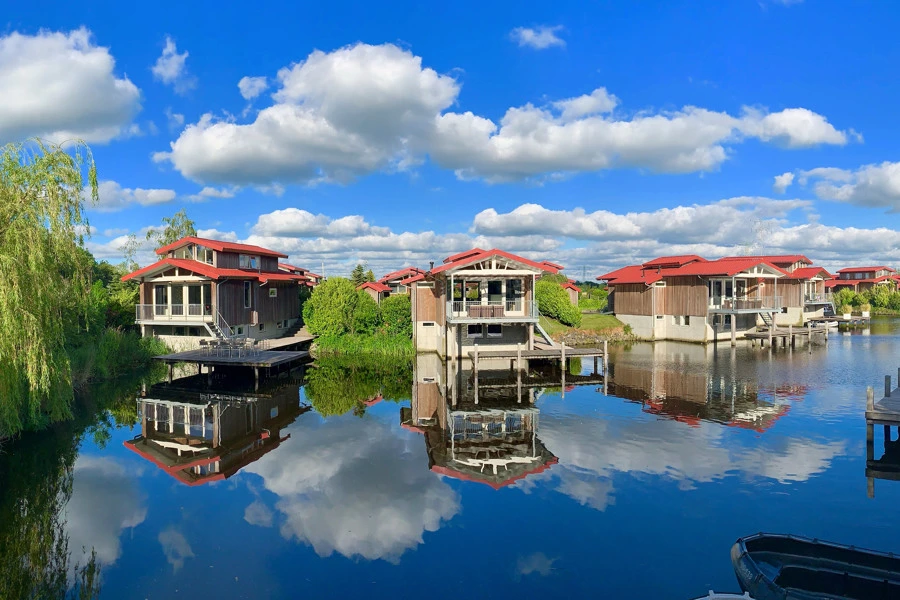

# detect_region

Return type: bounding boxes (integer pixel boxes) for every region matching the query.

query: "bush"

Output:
[381,294,412,338]
[838,304,851,315]
[302,278,360,336]
[535,280,582,327]
[353,291,381,335]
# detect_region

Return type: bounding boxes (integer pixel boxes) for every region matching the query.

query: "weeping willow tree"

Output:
[0,140,97,438]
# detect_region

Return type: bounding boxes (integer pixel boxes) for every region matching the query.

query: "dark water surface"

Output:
[4,319,900,598]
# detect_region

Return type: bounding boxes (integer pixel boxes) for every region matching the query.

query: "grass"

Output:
[314,333,414,358]
[540,313,624,335]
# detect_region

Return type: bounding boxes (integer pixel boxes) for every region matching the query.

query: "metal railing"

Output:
[447,299,539,320]
[136,304,213,321]
[804,293,834,303]
[709,296,783,311]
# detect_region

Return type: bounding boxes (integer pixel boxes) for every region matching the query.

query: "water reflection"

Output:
[125,380,311,486]
[866,426,900,498]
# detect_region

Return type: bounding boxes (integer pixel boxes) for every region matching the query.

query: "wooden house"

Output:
[827,266,900,293]
[561,280,581,305]
[278,263,318,287]
[403,248,561,358]
[122,236,307,350]
[378,267,425,294]
[599,254,833,343]
[357,281,391,304]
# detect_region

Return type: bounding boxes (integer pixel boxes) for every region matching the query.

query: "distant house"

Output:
[404,248,560,358]
[357,281,391,304]
[561,280,581,305]
[122,236,307,350]
[278,263,318,287]
[827,266,900,293]
[599,254,833,343]
[378,267,425,294]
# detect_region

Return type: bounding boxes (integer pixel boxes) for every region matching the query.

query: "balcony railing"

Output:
[447,299,538,321]
[709,296,783,312]
[804,293,834,304]
[136,304,213,321]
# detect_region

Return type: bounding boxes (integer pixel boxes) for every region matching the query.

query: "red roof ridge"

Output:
[154,236,288,259]
[357,281,391,293]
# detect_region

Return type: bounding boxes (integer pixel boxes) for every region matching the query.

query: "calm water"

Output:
[4,320,900,598]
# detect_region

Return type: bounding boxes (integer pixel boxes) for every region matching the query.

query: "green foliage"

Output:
[539,272,569,284]
[381,294,413,338]
[146,208,197,251]
[578,295,608,311]
[303,277,360,336]
[353,291,382,334]
[304,355,412,417]
[314,333,414,358]
[832,286,900,313]
[0,140,97,438]
[365,269,375,282]
[838,304,851,315]
[350,263,367,286]
[536,279,582,327]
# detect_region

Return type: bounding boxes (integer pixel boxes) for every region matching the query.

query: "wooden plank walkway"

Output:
[744,325,828,348]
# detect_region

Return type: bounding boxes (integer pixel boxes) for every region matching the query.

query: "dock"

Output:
[864,369,900,498]
[808,316,870,326]
[745,324,828,348]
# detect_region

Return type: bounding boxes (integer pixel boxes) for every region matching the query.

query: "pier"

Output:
[865,369,900,498]
[745,324,828,349]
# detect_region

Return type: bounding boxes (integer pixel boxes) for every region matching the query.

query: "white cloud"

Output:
[797,161,900,211]
[158,528,194,572]
[63,456,147,569]
[0,28,140,143]
[517,553,559,577]
[510,25,566,50]
[154,43,850,187]
[238,76,268,100]
[252,208,389,238]
[773,171,794,193]
[87,180,176,212]
[244,415,460,562]
[197,228,238,242]
[244,500,274,527]
[151,36,195,94]
[164,107,184,131]
[186,186,236,202]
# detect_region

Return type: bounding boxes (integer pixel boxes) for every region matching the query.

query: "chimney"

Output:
[429,261,434,270]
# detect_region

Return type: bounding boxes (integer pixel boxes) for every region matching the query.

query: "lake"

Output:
[3,319,900,599]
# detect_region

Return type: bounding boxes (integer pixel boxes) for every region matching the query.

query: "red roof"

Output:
[641,255,707,269]
[598,265,662,285]
[122,258,307,283]
[832,275,898,286]
[432,248,561,275]
[541,260,565,270]
[824,280,840,289]
[561,281,581,292]
[155,236,288,259]
[357,281,391,293]
[786,266,832,280]
[664,258,787,278]
[378,267,424,283]
[720,254,812,266]
[837,266,895,274]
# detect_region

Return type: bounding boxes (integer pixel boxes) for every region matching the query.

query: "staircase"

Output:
[759,312,774,330]
[280,319,305,338]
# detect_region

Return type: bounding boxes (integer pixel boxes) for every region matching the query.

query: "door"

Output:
[506,279,523,312]
[154,285,168,315]
[188,286,202,316]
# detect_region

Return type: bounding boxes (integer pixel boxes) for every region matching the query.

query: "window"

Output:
[244,281,252,308]
[174,327,186,336]
[684,316,690,326]
[259,323,265,331]
[488,280,503,304]
[487,324,502,338]
[467,324,483,338]
[422,322,435,327]
[269,288,278,298]
[277,321,283,329]
[197,246,213,264]
[239,254,258,269]
[506,279,522,311]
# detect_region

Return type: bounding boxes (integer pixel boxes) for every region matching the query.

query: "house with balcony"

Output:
[827,266,900,293]
[122,236,307,350]
[403,248,560,358]
[599,254,833,343]
[378,266,425,294]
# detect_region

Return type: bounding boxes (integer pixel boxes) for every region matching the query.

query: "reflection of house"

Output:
[124,385,308,486]
[405,248,562,358]
[606,343,801,432]
[561,280,581,305]
[378,267,425,294]
[123,236,307,350]
[599,254,833,343]
[828,266,900,293]
[401,355,557,489]
[357,281,391,304]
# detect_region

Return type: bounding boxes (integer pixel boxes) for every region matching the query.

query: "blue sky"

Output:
[4,0,900,277]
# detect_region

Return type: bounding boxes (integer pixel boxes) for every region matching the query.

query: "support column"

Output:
[730,315,737,346]
[473,344,479,405]
[168,363,173,384]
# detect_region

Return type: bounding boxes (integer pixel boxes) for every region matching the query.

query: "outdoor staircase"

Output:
[280,320,305,338]
[534,322,557,347]
[208,321,231,340]
[759,312,774,329]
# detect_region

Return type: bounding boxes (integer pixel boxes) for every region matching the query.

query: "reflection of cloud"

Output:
[158,528,194,572]
[64,456,147,567]
[537,408,846,509]
[244,500,274,528]
[245,416,460,562]
[517,552,558,577]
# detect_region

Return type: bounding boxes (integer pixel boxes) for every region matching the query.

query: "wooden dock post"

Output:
[788,325,793,348]
[768,325,773,348]
[886,375,892,399]
[517,343,523,373]
[473,344,479,404]
[731,317,737,347]
[594,355,598,375]
[168,363,174,384]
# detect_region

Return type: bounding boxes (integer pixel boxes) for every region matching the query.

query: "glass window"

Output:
[487,324,502,337]
[244,281,252,308]
[488,280,503,304]
[506,279,522,311]
[467,324,483,338]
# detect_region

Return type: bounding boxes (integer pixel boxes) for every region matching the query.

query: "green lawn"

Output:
[540,313,623,334]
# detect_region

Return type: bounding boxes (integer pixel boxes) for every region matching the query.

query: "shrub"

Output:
[860,302,872,312]
[535,280,582,327]
[302,278,360,336]
[353,291,381,335]
[838,304,851,315]
[381,294,412,338]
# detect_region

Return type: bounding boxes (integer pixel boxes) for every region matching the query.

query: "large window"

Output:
[154,285,168,315]
[240,254,259,269]
[244,281,252,308]
[506,279,522,311]
[487,324,502,338]
[488,280,503,304]
[467,324,483,338]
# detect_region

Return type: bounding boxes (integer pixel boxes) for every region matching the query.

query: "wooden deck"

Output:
[745,326,828,348]
[865,370,900,497]
[154,348,309,368]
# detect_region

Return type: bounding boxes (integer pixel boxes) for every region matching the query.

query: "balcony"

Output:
[446,299,539,323]
[804,293,834,304]
[136,304,213,322]
[708,296,782,313]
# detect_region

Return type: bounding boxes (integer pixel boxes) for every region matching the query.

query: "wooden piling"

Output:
[886,375,892,398]
[168,363,173,384]
[473,344,479,404]
[517,343,522,372]
[788,325,793,347]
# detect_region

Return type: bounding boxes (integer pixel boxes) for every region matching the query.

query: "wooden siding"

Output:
[613,284,653,316]
[662,277,708,317]
[261,256,279,272]
[415,280,445,325]
[217,280,253,325]
[216,280,299,326]
[216,252,239,269]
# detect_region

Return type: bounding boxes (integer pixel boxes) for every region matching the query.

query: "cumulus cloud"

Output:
[510,25,566,49]
[238,76,268,100]
[86,180,176,212]
[796,161,900,211]
[186,186,236,202]
[517,553,559,577]
[63,456,147,569]
[197,228,239,242]
[164,107,184,131]
[153,42,850,187]
[0,28,140,143]
[243,415,460,562]
[158,528,195,572]
[252,208,389,238]
[152,36,195,94]
[773,172,794,193]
